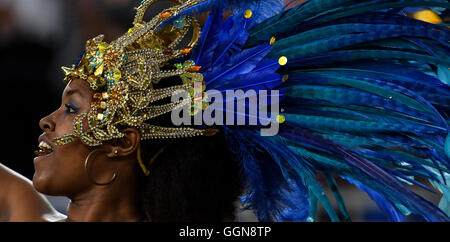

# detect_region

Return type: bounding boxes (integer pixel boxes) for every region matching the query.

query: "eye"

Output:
[65,104,78,114]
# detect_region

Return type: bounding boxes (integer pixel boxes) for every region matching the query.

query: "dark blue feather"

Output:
[191,10,223,67]
[344,177,406,222]
[223,127,310,221]
[204,43,272,85]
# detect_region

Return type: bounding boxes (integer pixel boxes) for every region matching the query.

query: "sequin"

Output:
[244,9,252,19]
[278,56,288,66]
[270,36,276,45]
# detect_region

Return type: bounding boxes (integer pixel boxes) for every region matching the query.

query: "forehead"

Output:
[63,78,93,96]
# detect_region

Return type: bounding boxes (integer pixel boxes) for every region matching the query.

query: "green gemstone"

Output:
[173,18,185,29]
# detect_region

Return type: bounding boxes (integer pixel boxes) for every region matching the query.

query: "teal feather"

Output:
[284,113,446,134]
[285,79,435,115]
[408,135,447,155]
[438,65,450,85]
[324,173,352,221]
[439,198,450,217]
[307,190,319,222]
[309,1,450,24]
[353,153,442,180]
[301,171,340,222]
[283,72,449,128]
[284,85,437,123]
[271,29,448,58]
[383,149,449,172]
[284,50,450,66]
[247,0,450,45]
[291,67,449,100]
[248,0,360,41]
[270,23,446,51]
[281,50,450,67]
[287,144,351,171]
[445,133,450,159]
[426,167,450,216]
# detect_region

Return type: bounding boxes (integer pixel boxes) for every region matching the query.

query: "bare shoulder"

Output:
[0,163,66,222]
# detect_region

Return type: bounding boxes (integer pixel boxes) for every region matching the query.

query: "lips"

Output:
[35,137,54,157]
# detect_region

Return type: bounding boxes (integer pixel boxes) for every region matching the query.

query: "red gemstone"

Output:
[164,50,173,57]
[161,11,171,18]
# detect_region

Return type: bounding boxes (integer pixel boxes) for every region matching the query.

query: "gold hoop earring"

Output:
[84,149,118,186]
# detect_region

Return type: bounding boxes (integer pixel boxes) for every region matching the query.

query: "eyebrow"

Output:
[65,89,84,98]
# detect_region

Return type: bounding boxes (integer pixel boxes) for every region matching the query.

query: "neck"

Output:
[66,167,144,222]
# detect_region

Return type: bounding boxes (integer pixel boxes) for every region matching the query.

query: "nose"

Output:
[39,113,56,132]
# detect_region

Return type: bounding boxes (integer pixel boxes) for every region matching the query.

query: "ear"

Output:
[104,127,141,158]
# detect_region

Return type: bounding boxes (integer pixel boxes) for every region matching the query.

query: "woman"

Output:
[0,77,243,222]
[1,0,450,222]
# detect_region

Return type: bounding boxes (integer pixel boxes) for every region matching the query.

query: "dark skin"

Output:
[0,78,145,222]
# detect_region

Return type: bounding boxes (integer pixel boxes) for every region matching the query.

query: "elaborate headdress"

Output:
[54,0,450,222]
[56,0,216,147]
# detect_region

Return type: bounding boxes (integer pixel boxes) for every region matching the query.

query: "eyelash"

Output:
[64,104,78,114]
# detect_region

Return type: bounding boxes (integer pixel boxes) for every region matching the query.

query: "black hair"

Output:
[138,132,244,222]
[136,73,244,222]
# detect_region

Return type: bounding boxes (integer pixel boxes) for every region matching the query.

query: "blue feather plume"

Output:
[184,0,450,222]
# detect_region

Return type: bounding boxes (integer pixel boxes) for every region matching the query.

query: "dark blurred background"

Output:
[0,0,443,221]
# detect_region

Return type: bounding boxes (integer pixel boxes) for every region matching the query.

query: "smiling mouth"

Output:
[34,141,54,156]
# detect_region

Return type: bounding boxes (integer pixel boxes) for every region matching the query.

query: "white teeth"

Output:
[39,141,53,150]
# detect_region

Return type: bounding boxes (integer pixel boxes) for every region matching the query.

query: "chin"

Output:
[32,171,61,196]
[32,171,51,194]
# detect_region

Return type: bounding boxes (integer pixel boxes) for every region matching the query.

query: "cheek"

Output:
[54,143,87,174]
[33,141,90,195]
[54,112,76,137]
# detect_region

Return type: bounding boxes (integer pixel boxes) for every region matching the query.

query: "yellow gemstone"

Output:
[276,115,286,124]
[244,9,252,19]
[94,63,104,76]
[61,66,74,76]
[278,56,288,66]
[97,113,104,121]
[98,42,107,52]
[282,75,289,82]
[100,101,107,109]
[411,10,442,24]
[113,70,122,80]
[270,36,276,45]
[127,27,136,34]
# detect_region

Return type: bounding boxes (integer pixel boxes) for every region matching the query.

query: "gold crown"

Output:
[55,0,217,147]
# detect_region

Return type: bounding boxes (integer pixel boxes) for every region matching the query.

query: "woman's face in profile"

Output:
[33,78,95,196]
